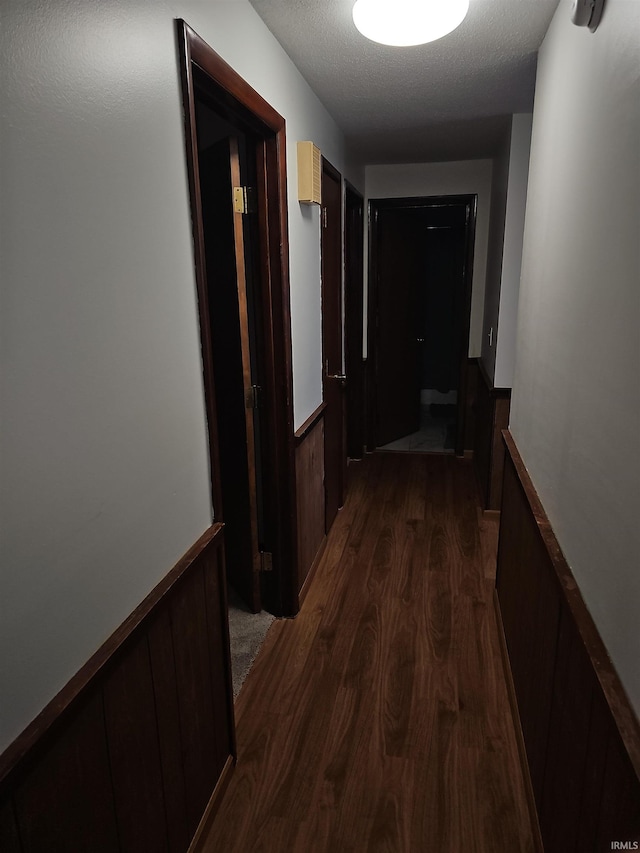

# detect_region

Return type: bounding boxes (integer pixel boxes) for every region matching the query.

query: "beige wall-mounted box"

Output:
[297,141,322,205]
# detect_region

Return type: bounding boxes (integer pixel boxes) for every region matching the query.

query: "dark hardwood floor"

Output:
[202,453,536,852]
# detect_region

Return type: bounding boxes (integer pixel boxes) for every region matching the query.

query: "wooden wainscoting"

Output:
[496,431,640,852]
[463,357,479,454]
[473,360,511,511]
[295,403,327,603]
[0,525,235,853]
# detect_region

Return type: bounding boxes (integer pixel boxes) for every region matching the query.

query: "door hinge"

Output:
[260,551,273,572]
[322,206,328,228]
[245,384,262,409]
[233,186,257,214]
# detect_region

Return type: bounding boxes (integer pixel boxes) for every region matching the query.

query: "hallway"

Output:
[203,453,536,851]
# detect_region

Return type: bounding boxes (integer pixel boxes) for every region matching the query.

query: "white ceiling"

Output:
[248,0,561,163]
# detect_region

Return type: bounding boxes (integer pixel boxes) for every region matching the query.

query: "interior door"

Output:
[373,207,423,446]
[321,158,345,531]
[198,136,262,612]
[371,198,475,454]
[345,183,365,460]
[181,35,299,618]
[418,221,467,403]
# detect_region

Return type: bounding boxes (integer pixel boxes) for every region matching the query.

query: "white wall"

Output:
[365,160,493,357]
[494,114,533,388]
[511,0,640,713]
[482,114,533,387]
[481,127,512,381]
[0,0,352,752]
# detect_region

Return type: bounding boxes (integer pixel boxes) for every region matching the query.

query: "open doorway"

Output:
[368,195,476,456]
[194,106,276,695]
[177,21,299,653]
[195,105,264,615]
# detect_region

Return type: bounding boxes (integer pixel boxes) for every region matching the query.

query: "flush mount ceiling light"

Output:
[352,0,470,47]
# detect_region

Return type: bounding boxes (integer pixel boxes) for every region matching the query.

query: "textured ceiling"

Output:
[248,0,560,162]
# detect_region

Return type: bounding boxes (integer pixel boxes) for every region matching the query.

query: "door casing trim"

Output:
[176,20,299,616]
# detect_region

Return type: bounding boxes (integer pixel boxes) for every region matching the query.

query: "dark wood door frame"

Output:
[321,157,346,530]
[196,135,264,612]
[177,20,299,617]
[344,181,365,460]
[367,194,477,457]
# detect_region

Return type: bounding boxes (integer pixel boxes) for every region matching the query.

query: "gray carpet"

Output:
[227,586,274,699]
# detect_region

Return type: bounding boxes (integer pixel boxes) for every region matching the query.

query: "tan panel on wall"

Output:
[297,141,322,205]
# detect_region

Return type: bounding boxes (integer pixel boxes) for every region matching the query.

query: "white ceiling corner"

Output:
[248,0,561,163]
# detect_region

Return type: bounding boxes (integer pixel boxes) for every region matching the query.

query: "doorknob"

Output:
[324,360,346,383]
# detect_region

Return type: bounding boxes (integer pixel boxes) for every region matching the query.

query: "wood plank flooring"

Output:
[202,453,535,852]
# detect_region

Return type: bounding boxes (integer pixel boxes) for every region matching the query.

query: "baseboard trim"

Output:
[188,754,235,853]
[493,589,544,853]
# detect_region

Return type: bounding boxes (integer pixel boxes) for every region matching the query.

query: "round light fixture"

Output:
[352,0,470,47]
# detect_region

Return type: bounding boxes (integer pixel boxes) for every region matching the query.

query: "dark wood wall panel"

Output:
[463,357,479,452]
[539,607,597,848]
[496,431,640,852]
[0,525,234,853]
[203,547,236,761]
[148,610,190,853]
[497,460,560,801]
[0,799,21,853]
[473,361,510,511]
[474,362,492,501]
[577,688,614,851]
[13,689,119,853]
[171,566,222,837]
[490,397,510,504]
[295,408,327,596]
[597,731,640,847]
[103,633,169,853]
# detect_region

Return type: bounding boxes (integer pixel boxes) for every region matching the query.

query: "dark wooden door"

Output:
[373,208,423,446]
[321,158,345,531]
[414,208,468,392]
[370,197,476,454]
[345,183,365,460]
[198,137,261,612]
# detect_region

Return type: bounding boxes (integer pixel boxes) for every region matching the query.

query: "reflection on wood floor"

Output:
[202,453,536,852]
[378,404,457,453]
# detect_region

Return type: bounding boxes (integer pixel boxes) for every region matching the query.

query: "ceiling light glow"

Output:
[352,0,470,47]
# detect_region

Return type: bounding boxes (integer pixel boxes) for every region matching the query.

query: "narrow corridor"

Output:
[203,453,536,852]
